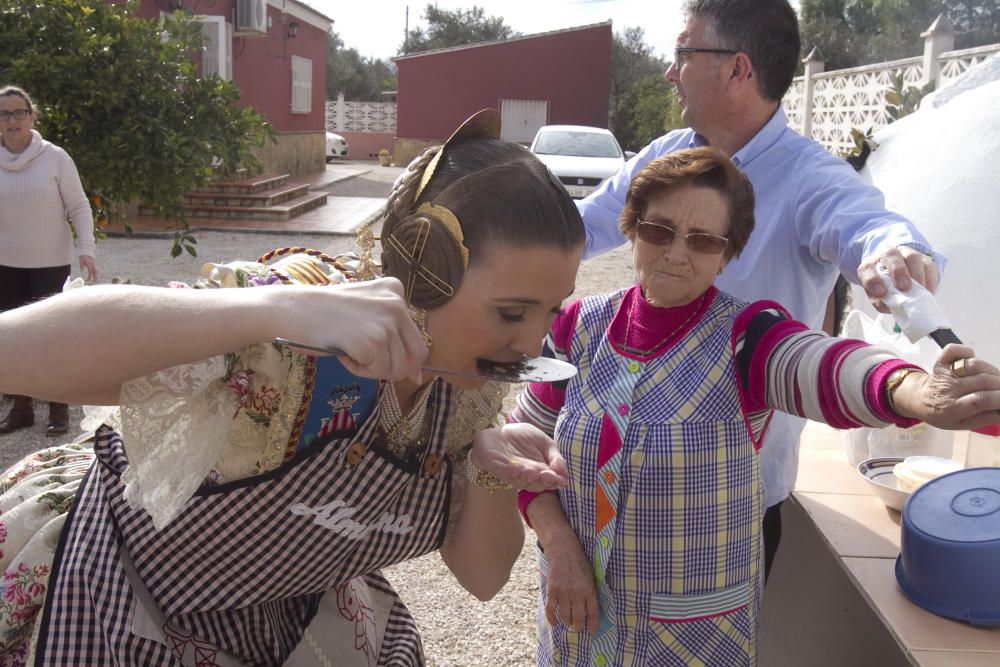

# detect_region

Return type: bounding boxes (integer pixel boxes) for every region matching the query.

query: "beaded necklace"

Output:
[379,380,435,457]
[621,289,708,357]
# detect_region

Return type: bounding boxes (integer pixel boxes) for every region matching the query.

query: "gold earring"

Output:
[356,224,379,281]
[410,306,433,349]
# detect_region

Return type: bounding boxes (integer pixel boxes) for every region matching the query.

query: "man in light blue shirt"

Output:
[579,0,943,579]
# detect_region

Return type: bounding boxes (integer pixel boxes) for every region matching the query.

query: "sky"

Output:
[306,0,690,62]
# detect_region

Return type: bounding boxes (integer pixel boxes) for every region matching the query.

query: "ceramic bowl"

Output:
[896,467,1000,625]
[857,457,910,511]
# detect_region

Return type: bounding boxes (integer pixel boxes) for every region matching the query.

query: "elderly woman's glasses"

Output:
[674,47,739,66]
[636,221,728,254]
[0,109,31,122]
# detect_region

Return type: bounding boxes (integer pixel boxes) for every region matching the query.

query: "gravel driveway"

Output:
[0,178,635,665]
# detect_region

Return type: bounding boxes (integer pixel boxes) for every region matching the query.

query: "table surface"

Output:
[794,422,1000,664]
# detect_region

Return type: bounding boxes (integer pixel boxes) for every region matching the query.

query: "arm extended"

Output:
[0,279,425,404]
[737,305,1000,431]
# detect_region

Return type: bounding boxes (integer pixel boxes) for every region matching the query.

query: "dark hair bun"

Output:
[381,207,466,309]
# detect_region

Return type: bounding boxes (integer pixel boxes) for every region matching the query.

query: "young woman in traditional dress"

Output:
[0,110,582,665]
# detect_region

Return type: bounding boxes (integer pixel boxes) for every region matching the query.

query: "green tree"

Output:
[401,4,515,55]
[799,0,861,70]
[326,30,397,101]
[946,1,1000,48]
[799,0,1000,71]
[0,0,274,256]
[609,27,682,152]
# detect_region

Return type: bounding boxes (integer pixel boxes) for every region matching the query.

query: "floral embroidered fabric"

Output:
[0,444,93,659]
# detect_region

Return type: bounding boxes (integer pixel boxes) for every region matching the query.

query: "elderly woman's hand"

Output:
[543,530,601,635]
[524,493,601,635]
[892,344,1000,430]
[470,423,568,492]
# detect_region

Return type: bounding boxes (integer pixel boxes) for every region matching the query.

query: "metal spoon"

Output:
[272,338,577,384]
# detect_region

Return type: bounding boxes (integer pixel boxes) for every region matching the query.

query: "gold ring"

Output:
[951,358,970,378]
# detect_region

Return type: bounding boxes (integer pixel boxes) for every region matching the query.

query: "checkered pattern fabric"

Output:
[531,289,765,666]
[36,382,456,665]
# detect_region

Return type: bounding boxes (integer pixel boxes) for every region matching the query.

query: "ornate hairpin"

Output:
[416,203,469,269]
[384,218,456,302]
[413,108,502,202]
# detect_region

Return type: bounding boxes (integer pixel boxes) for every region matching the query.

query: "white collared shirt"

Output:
[578,107,945,506]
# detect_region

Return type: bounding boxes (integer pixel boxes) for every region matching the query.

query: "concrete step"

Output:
[201,173,290,195]
[182,182,310,208]
[140,191,328,222]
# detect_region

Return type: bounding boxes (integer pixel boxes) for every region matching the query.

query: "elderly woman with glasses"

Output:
[508,147,1000,665]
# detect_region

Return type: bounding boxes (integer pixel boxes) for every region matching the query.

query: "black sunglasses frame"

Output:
[0,109,31,122]
[636,221,729,255]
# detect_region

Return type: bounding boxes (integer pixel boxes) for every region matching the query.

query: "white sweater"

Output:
[0,129,95,268]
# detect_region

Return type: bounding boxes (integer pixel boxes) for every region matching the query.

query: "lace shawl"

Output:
[101,255,509,532]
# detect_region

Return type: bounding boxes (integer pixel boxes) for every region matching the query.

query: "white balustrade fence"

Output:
[325,93,397,134]
[783,16,999,155]
[321,19,999,155]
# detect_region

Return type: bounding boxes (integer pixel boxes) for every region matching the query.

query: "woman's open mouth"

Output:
[476,357,534,378]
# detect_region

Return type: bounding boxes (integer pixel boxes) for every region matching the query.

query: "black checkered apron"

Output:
[34,381,455,666]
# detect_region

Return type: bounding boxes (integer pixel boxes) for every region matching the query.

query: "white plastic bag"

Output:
[840,310,953,464]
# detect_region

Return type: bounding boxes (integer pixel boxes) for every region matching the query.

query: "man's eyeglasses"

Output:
[0,109,31,122]
[636,221,729,255]
[674,47,739,66]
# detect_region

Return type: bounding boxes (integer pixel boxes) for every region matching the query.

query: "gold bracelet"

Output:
[465,458,512,493]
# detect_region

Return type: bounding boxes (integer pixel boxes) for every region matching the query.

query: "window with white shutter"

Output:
[198,16,231,81]
[291,55,312,114]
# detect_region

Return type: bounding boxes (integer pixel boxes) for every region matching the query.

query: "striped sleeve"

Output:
[510,299,580,437]
[513,300,581,527]
[734,303,921,430]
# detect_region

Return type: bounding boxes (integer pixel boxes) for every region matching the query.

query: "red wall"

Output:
[394,23,613,141]
[129,0,326,132]
[342,132,397,161]
[234,5,327,132]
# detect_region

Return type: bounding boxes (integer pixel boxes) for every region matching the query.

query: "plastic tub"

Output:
[896,467,1000,625]
[892,455,962,493]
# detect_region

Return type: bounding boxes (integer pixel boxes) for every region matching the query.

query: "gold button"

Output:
[346,442,367,465]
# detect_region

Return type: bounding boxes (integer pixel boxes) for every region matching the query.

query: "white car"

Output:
[529,125,627,199]
[326,131,348,161]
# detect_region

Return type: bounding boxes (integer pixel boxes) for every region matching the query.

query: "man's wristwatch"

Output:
[884,367,923,416]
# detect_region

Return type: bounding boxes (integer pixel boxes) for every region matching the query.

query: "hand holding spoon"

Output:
[272,338,577,384]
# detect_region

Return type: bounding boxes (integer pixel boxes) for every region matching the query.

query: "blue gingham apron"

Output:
[537,290,764,666]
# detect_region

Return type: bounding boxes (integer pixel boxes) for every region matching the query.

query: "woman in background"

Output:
[0,85,97,437]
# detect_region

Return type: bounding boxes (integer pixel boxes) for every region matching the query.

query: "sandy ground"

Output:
[0,211,636,665]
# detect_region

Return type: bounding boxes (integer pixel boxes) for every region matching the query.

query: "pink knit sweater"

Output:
[0,129,95,268]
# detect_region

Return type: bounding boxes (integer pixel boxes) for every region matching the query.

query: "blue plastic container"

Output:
[896,467,1000,625]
